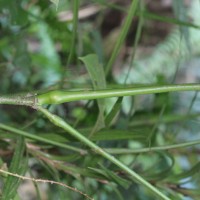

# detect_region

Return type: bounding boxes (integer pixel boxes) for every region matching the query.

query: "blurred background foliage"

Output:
[0,0,200,199]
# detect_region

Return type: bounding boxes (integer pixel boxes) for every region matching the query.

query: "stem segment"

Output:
[0,123,85,154]
[105,139,200,154]
[38,106,170,200]
[38,84,200,105]
[0,95,37,107]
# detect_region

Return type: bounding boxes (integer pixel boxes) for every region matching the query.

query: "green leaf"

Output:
[105,97,123,127]
[90,128,148,141]
[175,188,200,198]
[89,165,131,189]
[167,161,200,182]
[99,164,131,189]
[0,123,84,154]
[38,127,148,142]
[141,11,200,29]
[105,0,139,74]
[29,146,81,162]
[141,151,174,181]
[50,162,107,180]
[2,136,27,200]
[79,54,107,132]
[79,54,106,90]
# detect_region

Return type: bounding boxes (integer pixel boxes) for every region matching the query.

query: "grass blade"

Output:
[0,123,85,154]
[80,54,107,132]
[105,0,139,74]
[1,136,27,200]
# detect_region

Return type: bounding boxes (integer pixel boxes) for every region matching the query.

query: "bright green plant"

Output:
[1,84,200,200]
[1,0,200,200]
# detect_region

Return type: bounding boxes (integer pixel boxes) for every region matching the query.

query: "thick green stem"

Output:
[1,84,199,107]
[38,106,170,200]
[38,83,200,105]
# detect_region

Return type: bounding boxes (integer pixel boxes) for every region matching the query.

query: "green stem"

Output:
[0,123,86,154]
[105,139,200,154]
[38,106,170,200]
[67,0,79,65]
[1,84,200,107]
[129,113,200,127]
[91,0,200,29]
[0,95,36,106]
[60,0,79,86]
[105,0,139,75]
[38,83,200,105]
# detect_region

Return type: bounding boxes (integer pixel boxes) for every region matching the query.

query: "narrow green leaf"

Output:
[105,0,139,74]
[38,128,148,142]
[79,54,107,132]
[141,152,174,181]
[105,97,123,127]
[79,54,106,90]
[2,136,27,200]
[99,164,131,189]
[60,0,80,86]
[129,113,200,127]
[142,11,200,29]
[175,188,200,198]
[89,166,131,189]
[48,161,107,180]
[0,123,85,154]
[90,128,148,141]
[167,161,200,182]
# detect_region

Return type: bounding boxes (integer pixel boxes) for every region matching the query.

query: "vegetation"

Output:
[0,0,200,199]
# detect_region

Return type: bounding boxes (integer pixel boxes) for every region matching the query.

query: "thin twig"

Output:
[0,169,93,200]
